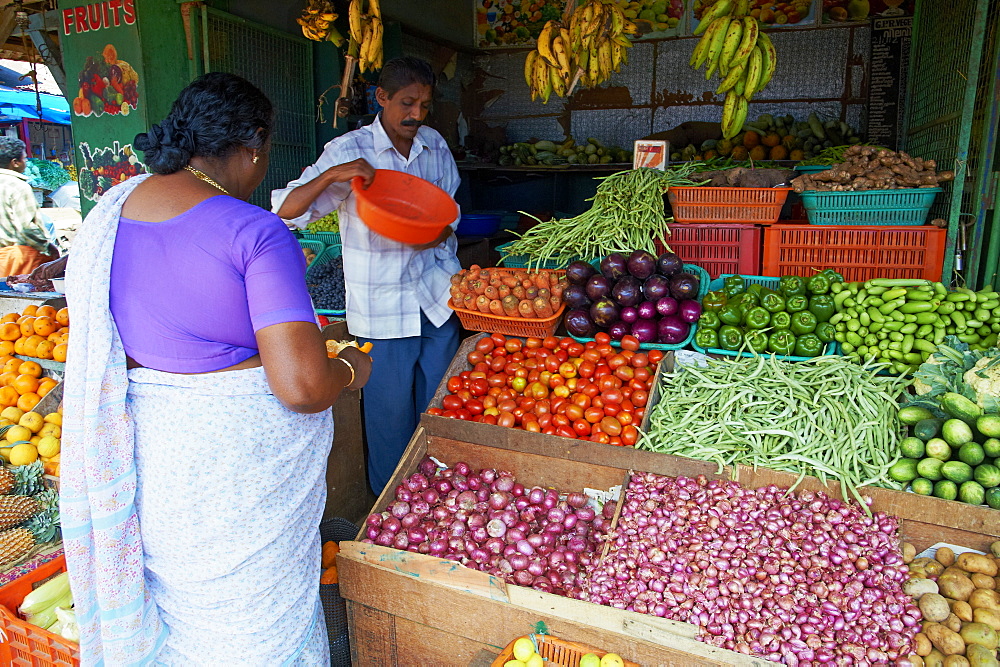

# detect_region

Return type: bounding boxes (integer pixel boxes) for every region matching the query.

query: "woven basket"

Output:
[319,517,359,666]
[492,634,639,667]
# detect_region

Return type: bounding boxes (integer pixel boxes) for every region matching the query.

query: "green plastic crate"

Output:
[298,239,325,268]
[495,242,595,270]
[306,244,346,318]
[792,165,830,174]
[690,274,837,362]
[301,231,341,247]
[800,188,941,226]
[568,264,711,352]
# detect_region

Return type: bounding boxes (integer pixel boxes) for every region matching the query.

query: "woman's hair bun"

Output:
[134,122,195,174]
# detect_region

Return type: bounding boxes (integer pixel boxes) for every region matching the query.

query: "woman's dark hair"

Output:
[378,57,435,98]
[134,72,274,174]
[0,137,25,167]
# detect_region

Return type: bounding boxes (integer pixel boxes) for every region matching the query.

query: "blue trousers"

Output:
[357,313,459,494]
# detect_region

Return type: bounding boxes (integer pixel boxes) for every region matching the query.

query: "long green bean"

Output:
[501,165,708,269]
[638,354,909,508]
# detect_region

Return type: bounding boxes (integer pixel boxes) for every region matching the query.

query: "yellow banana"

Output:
[733,96,748,137]
[720,19,743,68]
[734,0,750,16]
[704,17,731,80]
[320,12,335,21]
[588,45,600,84]
[693,0,733,35]
[715,58,745,94]
[598,39,612,81]
[359,22,373,72]
[524,51,538,88]
[368,0,380,20]
[734,61,750,96]
[553,36,571,78]
[348,0,364,44]
[609,3,624,36]
[371,18,383,69]
[730,16,759,68]
[559,26,572,56]
[743,45,762,99]
[611,40,623,72]
[534,55,550,101]
[722,91,739,138]
[613,33,632,48]
[756,31,777,91]
[621,19,638,35]
[550,65,566,98]
[536,21,559,68]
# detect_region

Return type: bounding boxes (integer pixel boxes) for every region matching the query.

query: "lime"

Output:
[525,656,543,667]
[581,655,602,667]
[512,638,535,662]
[601,653,626,667]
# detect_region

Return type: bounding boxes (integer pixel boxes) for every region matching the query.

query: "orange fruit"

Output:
[18,318,35,338]
[35,305,55,320]
[34,340,54,360]
[18,361,41,378]
[12,338,25,356]
[0,313,17,324]
[0,341,13,357]
[16,393,40,412]
[20,305,37,317]
[21,335,43,358]
[55,308,69,327]
[2,358,19,375]
[52,343,67,363]
[46,333,61,343]
[0,372,17,387]
[37,378,56,397]
[32,317,56,337]
[0,323,20,341]
[11,374,38,396]
[0,386,18,407]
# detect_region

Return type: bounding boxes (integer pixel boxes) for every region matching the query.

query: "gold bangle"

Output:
[336,356,356,387]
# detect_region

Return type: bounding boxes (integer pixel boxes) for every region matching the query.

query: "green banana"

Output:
[719,20,744,70]
[734,0,750,16]
[756,31,777,92]
[693,0,733,35]
[743,46,763,99]
[729,16,759,68]
[704,16,731,80]
[734,61,749,96]
[722,91,739,139]
[716,58,746,95]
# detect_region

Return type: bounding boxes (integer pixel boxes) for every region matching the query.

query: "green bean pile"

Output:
[502,165,707,269]
[639,354,909,507]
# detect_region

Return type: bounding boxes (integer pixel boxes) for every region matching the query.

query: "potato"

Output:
[990,541,1000,558]
[927,623,967,655]
[925,561,947,578]
[960,554,1000,577]
[962,622,1000,650]
[903,542,917,563]
[947,614,965,633]
[941,572,978,602]
[915,632,934,656]
[955,601,976,622]
[945,656,972,667]
[906,656,924,667]
[974,574,998,590]
[946,566,974,579]
[966,643,1000,667]
[971,589,1000,612]
[911,565,929,579]
[975,608,1000,632]
[923,594,956,622]
[938,547,957,567]
[908,578,943,597]
[926,648,948,667]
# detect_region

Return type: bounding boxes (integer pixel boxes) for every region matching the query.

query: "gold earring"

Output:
[252,155,259,164]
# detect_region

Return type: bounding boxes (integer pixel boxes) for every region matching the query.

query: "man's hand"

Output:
[409,225,453,251]
[28,256,68,281]
[325,158,375,188]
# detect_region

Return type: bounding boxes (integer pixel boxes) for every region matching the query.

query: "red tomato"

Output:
[602,388,623,404]
[621,425,639,446]
[578,360,596,379]
[565,404,584,421]
[483,395,498,409]
[572,419,591,436]
[584,407,604,424]
[584,340,597,349]
[631,352,649,368]
[519,397,537,411]
[525,337,543,349]
[552,414,570,429]
[491,333,507,347]
[498,399,517,413]
[442,395,463,411]
[594,364,612,379]
[596,345,615,358]
[459,371,471,380]
[455,409,472,421]
[498,411,516,428]
[466,399,484,415]
[599,376,622,392]
[609,436,623,446]
[426,407,443,416]
[620,335,640,352]
[470,369,488,380]
[549,374,566,389]
[632,390,649,407]
[555,349,569,363]
[594,332,611,345]
[442,409,458,419]
[566,342,584,358]
[542,336,559,350]
[482,414,498,425]
[608,354,628,370]
[571,393,591,409]
[538,413,553,429]
[590,432,610,445]
[582,349,602,364]
[600,416,623,436]
[618,411,634,426]
[550,397,567,414]
[648,350,664,364]
[614,366,635,382]
[524,420,541,433]
[470,378,489,396]
[545,356,561,373]
[488,373,508,388]
[557,427,576,439]
[447,377,462,393]
[602,402,620,417]
[490,356,506,373]
[505,338,523,353]
[468,350,485,365]
[543,427,557,436]
[582,383,600,398]
[476,337,496,354]
[558,337,574,350]
[634,367,652,383]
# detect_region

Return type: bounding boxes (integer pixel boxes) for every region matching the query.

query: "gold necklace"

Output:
[184,165,230,195]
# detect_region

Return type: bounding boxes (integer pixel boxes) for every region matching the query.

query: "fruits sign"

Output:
[72,44,140,117]
[822,0,913,23]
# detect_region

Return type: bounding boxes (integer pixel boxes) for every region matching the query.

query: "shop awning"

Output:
[0,86,70,125]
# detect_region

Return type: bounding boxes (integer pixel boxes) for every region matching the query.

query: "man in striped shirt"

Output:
[273,57,461,494]
[0,136,57,277]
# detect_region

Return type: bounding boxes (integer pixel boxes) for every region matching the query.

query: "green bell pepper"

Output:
[723,275,746,297]
[794,333,824,357]
[761,291,786,314]
[694,327,719,350]
[718,303,744,326]
[815,321,836,343]
[698,311,721,329]
[702,290,728,312]
[779,276,806,298]
[744,306,771,330]
[820,268,845,284]
[808,294,836,322]
[745,330,769,353]
[806,273,831,295]
[718,325,744,351]
[770,311,792,330]
[786,295,809,313]
[768,330,797,356]
[790,310,818,336]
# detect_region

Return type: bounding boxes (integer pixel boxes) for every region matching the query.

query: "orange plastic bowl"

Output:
[352,170,458,244]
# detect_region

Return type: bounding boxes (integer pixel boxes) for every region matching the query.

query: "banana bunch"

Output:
[348,0,383,73]
[689,0,777,139]
[524,0,637,104]
[297,0,344,46]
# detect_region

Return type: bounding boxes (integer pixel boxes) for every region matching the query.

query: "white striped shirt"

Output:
[271,116,461,339]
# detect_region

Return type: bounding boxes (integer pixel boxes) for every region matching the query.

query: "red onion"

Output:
[407,527,426,544]
[375,531,393,546]
[470,526,488,543]
[454,461,471,477]
[400,512,421,529]
[456,491,477,511]
[382,516,401,534]
[486,519,507,538]
[417,456,437,477]
[528,487,546,505]
[516,539,535,556]
[509,553,529,571]
[511,483,525,497]
[507,528,526,543]
[434,479,452,495]
[467,475,482,491]
[566,492,587,509]
[493,475,514,493]
[481,469,497,485]
[392,533,409,549]
[513,570,534,586]
[466,513,486,530]
[489,492,511,510]
[365,525,380,540]
[394,485,411,503]
[526,533,545,549]
[484,537,504,554]
[365,513,383,528]
[527,559,546,577]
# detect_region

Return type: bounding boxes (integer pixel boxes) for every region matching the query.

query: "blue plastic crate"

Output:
[306,244,346,318]
[568,263,711,352]
[690,273,838,361]
[800,188,941,226]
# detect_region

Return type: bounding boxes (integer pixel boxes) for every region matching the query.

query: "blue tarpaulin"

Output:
[0,86,70,125]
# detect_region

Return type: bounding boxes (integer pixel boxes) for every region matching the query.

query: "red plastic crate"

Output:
[0,555,80,666]
[655,224,762,279]
[668,186,791,224]
[762,224,947,282]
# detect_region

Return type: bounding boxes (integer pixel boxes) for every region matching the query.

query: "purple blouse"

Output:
[109,196,316,373]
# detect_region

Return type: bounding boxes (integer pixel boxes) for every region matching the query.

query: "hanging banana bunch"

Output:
[524,0,637,104]
[689,0,777,139]
[297,0,345,46]
[348,0,384,73]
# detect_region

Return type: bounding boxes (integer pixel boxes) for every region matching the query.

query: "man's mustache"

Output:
[400,120,422,127]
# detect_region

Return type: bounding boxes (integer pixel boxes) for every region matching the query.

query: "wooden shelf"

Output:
[457,162,633,173]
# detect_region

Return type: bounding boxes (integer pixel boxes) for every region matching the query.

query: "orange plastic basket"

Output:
[668,186,792,224]
[491,634,639,667]
[0,555,80,666]
[351,170,458,244]
[450,268,566,338]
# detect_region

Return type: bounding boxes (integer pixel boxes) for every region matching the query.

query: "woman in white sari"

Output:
[61,73,372,665]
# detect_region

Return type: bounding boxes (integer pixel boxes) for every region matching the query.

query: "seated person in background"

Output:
[0,136,58,277]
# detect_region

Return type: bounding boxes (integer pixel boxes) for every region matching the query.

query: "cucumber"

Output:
[974,463,1000,489]
[925,438,952,462]
[888,458,920,483]
[940,391,984,424]
[914,418,944,442]
[942,419,975,447]
[978,415,1000,438]
[987,487,1000,510]
[986,438,1000,458]
[899,436,926,459]
[898,405,934,426]
[911,478,934,496]
[916,457,945,481]
[959,480,986,505]
[933,480,959,501]
[942,460,974,484]
[959,442,987,466]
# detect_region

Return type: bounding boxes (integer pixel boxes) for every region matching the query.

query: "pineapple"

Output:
[12,460,43,496]
[0,489,58,567]
[0,527,36,567]
[0,467,14,495]
[0,495,41,531]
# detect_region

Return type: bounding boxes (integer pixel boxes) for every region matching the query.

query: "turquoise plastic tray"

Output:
[793,165,830,174]
[496,242,600,270]
[300,231,341,247]
[800,188,941,226]
[568,263,711,352]
[298,239,325,268]
[690,274,837,361]
[306,244,346,317]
